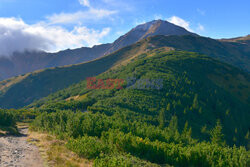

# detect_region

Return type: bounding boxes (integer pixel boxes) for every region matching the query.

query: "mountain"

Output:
[1,34,250,109]
[0,37,159,108]
[220,34,250,43]
[104,19,197,55]
[146,35,250,72]
[0,44,112,81]
[1,20,249,82]
[27,50,249,166]
[0,20,195,81]
[30,49,249,148]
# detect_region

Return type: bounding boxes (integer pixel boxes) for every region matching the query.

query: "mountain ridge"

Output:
[0,20,195,81]
[0,34,250,108]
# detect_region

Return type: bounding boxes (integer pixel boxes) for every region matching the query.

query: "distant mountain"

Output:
[0,44,111,81]
[0,34,250,109]
[0,20,196,81]
[219,35,250,50]
[104,19,197,55]
[220,34,250,43]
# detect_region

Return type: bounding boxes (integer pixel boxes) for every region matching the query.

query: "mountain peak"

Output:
[134,19,165,29]
[134,19,190,33]
[105,19,196,55]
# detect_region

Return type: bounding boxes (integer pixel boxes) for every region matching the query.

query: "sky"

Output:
[0,0,249,56]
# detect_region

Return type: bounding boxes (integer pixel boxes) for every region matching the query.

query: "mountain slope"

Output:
[30,50,250,148]
[147,35,250,72]
[1,34,250,108]
[0,38,158,108]
[0,20,195,81]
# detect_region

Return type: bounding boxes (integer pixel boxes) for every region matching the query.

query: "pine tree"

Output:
[192,94,199,109]
[158,109,166,129]
[210,119,225,146]
[168,115,179,141]
[166,103,171,111]
[182,121,192,143]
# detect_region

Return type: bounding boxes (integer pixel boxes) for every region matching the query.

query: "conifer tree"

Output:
[192,94,199,109]
[210,119,225,146]
[168,115,179,140]
[158,109,166,129]
[182,121,192,143]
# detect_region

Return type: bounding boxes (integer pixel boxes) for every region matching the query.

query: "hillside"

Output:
[29,50,249,166]
[1,34,250,109]
[0,38,157,108]
[220,34,250,43]
[30,49,250,145]
[0,19,195,81]
[147,35,250,72]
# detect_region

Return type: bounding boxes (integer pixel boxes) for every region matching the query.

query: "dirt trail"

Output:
[0,126,44,167]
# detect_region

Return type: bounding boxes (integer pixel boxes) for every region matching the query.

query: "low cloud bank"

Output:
[0,18,111,57]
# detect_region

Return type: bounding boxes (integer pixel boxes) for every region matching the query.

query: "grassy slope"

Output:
[0,39,151,108]
[146,35,250,72]
[0,35,249,109]
[30,50,250,147]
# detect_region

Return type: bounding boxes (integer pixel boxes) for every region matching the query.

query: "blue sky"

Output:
[0,0,249,55]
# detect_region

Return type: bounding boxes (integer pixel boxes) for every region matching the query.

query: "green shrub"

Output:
[94,154,160,167]
[66,135,110,159]
[0,109,16,127]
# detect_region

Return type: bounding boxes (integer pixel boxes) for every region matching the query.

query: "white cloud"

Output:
[101,0,133,11]
[154,14,163,20]
[47,0,117,25]
[0,0,118,57]
[79,0,90,7]
[0,17,111,56]
[47,8,117,25]
[134,19,146,26]
[167,16,193,32]
[197,23,205,31]
[197,8,206,16]
[72,26,111,46]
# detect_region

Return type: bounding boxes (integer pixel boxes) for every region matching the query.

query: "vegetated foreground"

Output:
[28,50,249,166]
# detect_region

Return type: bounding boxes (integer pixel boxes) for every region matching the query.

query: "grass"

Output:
[0,74,29,93]
[28,130,93,167]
